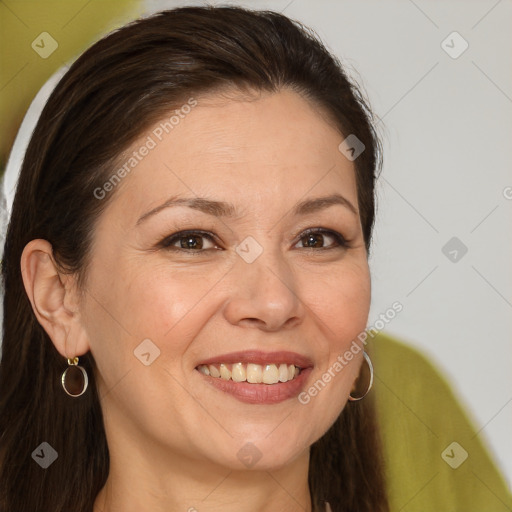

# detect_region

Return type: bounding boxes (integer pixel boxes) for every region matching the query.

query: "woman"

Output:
[0,6,387,512]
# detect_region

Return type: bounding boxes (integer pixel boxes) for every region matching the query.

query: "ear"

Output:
[20,239,91,359]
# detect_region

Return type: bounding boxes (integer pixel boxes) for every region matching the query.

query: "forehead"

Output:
[102,88,357,223]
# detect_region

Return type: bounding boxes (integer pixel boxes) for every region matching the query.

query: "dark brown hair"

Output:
[0,6,386,512]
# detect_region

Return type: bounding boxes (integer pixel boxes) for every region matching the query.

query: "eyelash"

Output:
[160,228,349,254]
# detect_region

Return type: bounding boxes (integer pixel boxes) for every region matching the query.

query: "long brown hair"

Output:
[0,6,387,511]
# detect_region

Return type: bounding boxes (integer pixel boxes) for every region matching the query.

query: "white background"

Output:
[144,0,512,487]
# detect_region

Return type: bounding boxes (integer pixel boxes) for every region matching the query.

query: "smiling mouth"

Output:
[196,362,301,384]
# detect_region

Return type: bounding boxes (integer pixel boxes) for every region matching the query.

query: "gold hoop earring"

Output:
[348,351,373,401]
[61,356,89,397]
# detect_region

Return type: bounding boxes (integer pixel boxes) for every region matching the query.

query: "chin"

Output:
[203,432,311,472]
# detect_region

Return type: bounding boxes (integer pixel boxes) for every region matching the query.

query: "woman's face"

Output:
[80,88,371,471]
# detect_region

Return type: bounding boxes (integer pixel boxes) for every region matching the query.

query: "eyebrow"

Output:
[136,193,358,226]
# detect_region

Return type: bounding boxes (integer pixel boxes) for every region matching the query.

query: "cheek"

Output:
[81,260,192,381]
[125,263,231,341]
[300,265,369,401]
[305,260,371,348]
[81,259,222,436]
[90,257,218,336]
[298,259,371,417]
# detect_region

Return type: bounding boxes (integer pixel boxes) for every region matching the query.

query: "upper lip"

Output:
[196,350,314,369]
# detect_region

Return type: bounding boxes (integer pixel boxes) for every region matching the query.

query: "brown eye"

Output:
[302,233,324,248]
[179,234,204,249]
[296,229,347,250]
[162,230,219,252]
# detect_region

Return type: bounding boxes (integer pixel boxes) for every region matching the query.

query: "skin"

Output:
[21,88,371,512]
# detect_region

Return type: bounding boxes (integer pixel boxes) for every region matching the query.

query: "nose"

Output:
[222,245,305,332]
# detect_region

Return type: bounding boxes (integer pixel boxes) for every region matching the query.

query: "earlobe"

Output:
[20,239,90,359]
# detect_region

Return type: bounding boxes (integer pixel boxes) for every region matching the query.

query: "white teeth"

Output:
[231,362,246,382]
[219,363,231,380]
[262,364,279,384]
[198,365,210,376]
[209,365,220,378]
[197,362,303,384]
[246,363,262,383]
[279,363,289,382]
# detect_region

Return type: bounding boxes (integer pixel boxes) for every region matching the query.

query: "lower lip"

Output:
[196,367,313,405]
